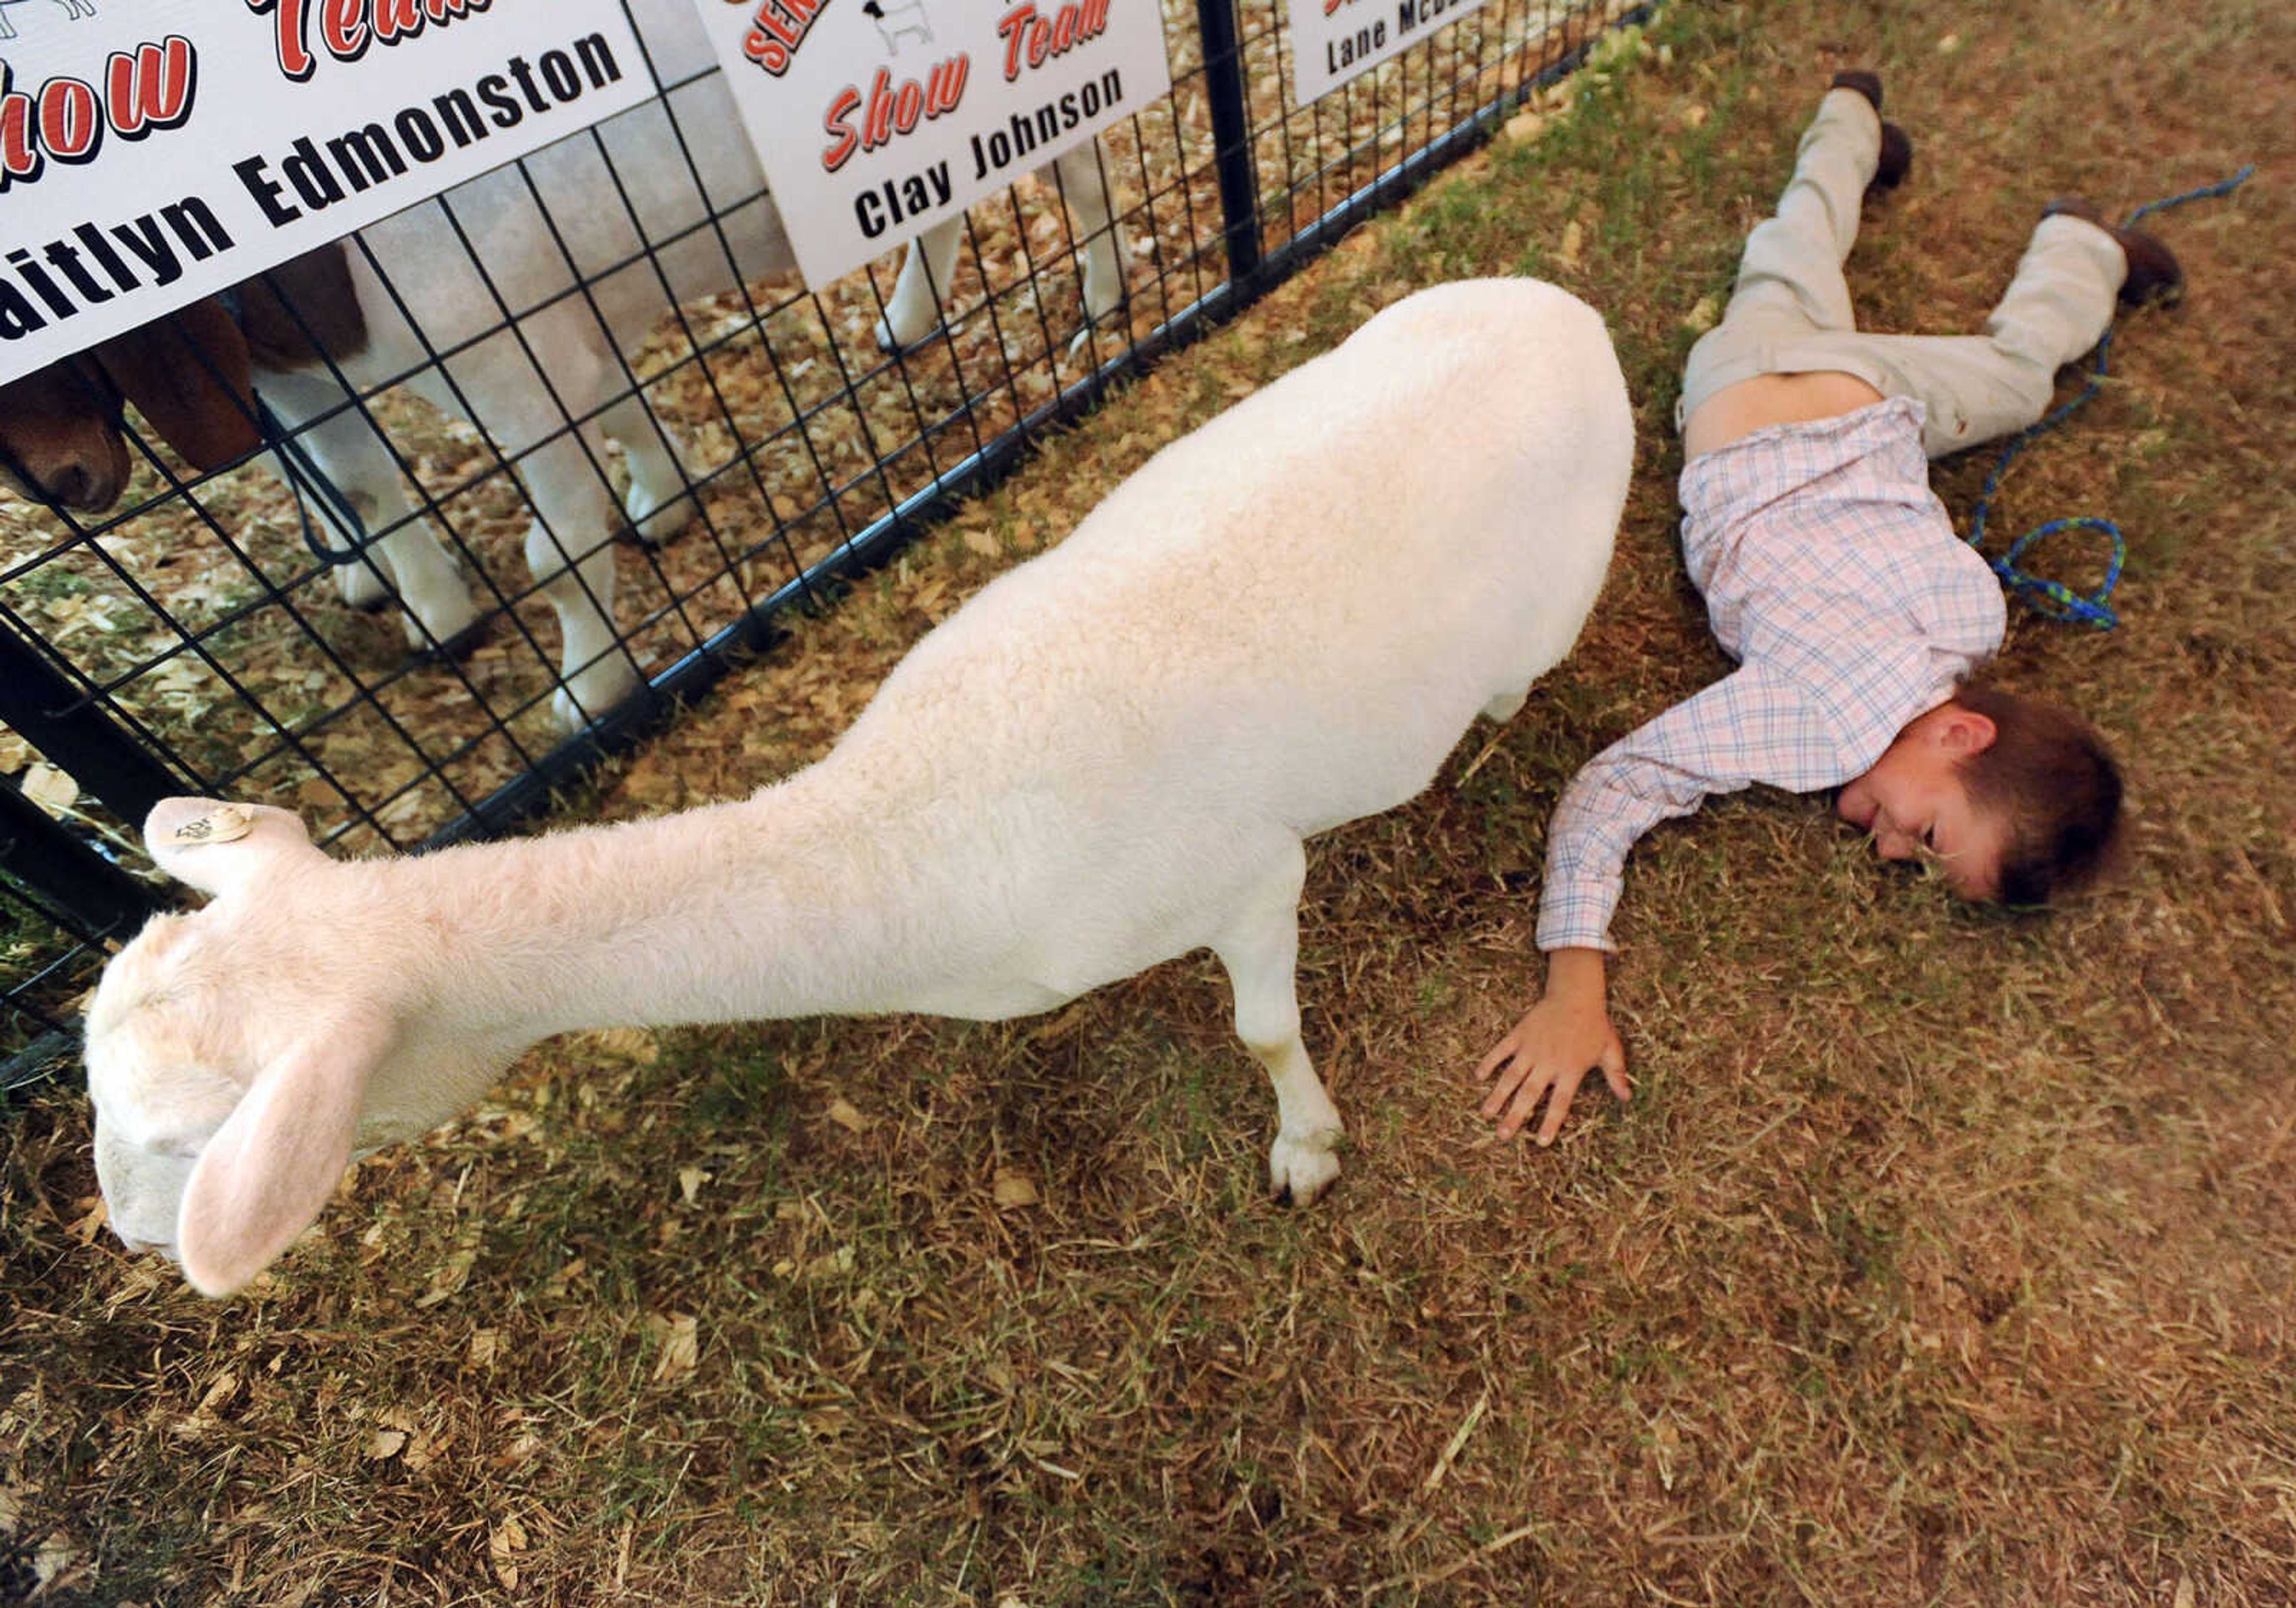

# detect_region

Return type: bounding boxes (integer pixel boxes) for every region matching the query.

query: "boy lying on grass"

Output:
[1477,71,2181,1144]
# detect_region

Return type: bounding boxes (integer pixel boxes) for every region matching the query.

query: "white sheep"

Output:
[84,276,1634,1298]
[0,0,1128,732]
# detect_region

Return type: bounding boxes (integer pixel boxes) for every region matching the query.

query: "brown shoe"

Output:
[1830,69,1884,111]
[2044,198,2185,305]
[1873,122,1913,191]
[1829,72,1910,192]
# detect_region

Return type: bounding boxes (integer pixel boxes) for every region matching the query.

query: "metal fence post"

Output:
[1194,0,1265,295]
[0,781,163,942]
[0,613,185,829]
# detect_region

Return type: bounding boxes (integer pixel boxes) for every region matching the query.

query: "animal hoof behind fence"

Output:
[622,490,697,552]
[338,564,395,614]
[876,316,951,359]
[1064,294,1132,361]
[407,615,495,668]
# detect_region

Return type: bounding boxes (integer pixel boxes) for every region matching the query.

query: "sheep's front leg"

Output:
[1048,140,1128,328]
[877,219,964,354]
[1215,838,1344,1206]
[257,368,481,650]
[518,432,640,732]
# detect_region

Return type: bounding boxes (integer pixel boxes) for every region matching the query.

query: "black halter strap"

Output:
[216,284,376,569]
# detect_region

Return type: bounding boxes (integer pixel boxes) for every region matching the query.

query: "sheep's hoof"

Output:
[337,564,393,613]
[551,658,645,734]
[876,316,949,359]
[406,615,494,668]
[1063,292,1131,360]
[622,490,695,551]
[550,687,593,736]
[1268,1131,1343,1207]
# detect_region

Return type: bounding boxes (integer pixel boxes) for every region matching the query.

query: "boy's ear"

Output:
[1933,704,1998,756]
[144,798,323,899]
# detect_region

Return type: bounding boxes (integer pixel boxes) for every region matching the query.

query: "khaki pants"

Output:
[1678,88,2129,459]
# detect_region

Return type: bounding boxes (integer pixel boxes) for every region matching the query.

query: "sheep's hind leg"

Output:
[1049,140,1129,331]
[601,390,695,549]
[516,430,641,732]
[416,323,641,732]
[1214,837,1344,1206]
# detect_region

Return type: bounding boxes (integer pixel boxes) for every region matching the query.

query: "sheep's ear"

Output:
[91,299,260,472]
[144,798,322,899]
[176,1013,392,1298]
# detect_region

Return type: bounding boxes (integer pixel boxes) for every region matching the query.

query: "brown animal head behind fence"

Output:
[0,299,260,512]
[0,243,366,513]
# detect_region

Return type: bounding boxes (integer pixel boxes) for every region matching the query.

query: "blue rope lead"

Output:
[1965,165,2255,629]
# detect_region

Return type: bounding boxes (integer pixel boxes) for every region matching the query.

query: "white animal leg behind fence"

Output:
[254,366,482,644]
[598,390,698,550]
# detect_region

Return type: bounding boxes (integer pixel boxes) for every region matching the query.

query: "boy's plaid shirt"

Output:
[1537,398,2007,953]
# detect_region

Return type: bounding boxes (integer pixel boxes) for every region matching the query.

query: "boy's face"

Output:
[1836,703,2010,900]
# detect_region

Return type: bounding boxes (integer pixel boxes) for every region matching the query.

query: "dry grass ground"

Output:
[5,0,2294,1601]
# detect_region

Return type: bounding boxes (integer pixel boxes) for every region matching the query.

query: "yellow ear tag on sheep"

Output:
[165,804,254,847]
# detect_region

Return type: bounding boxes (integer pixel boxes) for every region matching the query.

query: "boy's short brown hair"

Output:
[1951,681,2123,906]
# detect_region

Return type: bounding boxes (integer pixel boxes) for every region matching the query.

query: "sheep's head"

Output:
[87,798,393,1298]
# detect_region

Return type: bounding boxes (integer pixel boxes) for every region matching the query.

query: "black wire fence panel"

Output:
[0,0,1638,1075]
[0,882,103,1088]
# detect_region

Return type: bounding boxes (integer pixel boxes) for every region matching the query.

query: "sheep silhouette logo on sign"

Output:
[860,0,934,57]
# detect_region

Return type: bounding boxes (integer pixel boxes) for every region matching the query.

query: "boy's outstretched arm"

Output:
[1476,947,1631,1144]
[1478,663,1851,1147]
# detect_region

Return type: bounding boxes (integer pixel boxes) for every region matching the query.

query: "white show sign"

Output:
[689,0,1170,292]
[1286,0,1487,108]
[0,0,657,385]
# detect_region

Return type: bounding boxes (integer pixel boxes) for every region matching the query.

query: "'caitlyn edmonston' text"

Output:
[0,197,233,339]
[233,30,621,226]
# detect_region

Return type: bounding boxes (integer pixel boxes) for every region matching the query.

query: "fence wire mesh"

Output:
[0,0,1638,1078]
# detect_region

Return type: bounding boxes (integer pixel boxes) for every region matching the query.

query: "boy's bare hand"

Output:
[1475,947,1630,1145]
